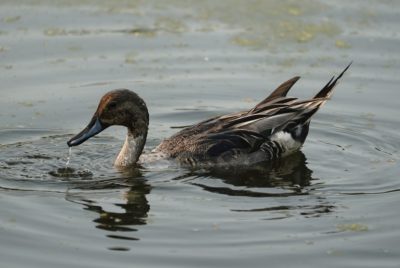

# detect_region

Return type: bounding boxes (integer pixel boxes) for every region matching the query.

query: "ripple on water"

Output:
[1,0,400,267]
[0,112,399,265]
[1,111,399,208]
[306,113,400,195]
[0,130,124,191]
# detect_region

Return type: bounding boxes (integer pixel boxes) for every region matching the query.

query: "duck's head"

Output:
[67,89,149,147]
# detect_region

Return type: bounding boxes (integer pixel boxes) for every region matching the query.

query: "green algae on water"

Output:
[337,223,369,232]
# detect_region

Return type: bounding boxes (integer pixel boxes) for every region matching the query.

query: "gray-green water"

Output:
[1,1,399,267]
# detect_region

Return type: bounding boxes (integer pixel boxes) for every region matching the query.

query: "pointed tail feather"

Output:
[288,71,349,132]
[314,62,352,99]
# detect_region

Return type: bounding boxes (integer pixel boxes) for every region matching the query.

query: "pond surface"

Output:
[1,1,400,267]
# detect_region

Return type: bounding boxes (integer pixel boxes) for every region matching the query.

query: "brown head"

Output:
[67,89,149,147]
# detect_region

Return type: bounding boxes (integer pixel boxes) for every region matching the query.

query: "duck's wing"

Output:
[195,63,352,157]
[186,75,301,130]
[197,111,299,158]
[193,97,336,161]
[160,63,351,159]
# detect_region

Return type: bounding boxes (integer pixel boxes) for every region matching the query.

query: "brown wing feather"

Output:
[250,76,300,113]
[156,64,351,159]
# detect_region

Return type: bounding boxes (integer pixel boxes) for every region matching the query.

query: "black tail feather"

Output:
[314,62,352,99]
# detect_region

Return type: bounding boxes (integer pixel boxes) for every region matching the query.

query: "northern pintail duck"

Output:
[68,64,351,167]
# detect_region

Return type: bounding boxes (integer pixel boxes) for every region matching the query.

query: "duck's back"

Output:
[155,105,303,165]
[155,64,350,165]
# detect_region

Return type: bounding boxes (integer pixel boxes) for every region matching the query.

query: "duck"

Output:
[67,63,351,167]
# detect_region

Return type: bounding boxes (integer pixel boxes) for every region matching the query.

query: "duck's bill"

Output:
[67,116,106,147]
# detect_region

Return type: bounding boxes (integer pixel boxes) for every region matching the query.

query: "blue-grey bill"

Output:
[67,117,105,147]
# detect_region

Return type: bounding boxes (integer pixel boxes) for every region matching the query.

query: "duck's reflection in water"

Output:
[66,151,334,243]
[66,168,151,242]
[184,151,313,195]
[184,151,334,217]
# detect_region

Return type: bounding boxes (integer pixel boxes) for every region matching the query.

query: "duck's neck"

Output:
[114,128,147,167]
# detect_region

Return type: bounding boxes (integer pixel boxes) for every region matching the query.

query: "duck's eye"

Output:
[108,101,117,109]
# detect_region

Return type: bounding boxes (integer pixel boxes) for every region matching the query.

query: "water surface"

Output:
[1,1,400,267]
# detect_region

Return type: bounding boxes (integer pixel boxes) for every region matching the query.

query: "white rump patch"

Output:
[270,131,302,156]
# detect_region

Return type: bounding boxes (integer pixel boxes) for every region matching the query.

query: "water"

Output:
[1,1,400,267]
[65,147,72,168]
